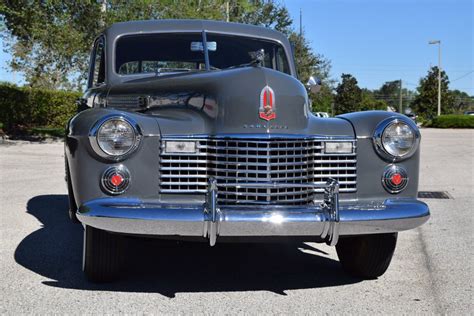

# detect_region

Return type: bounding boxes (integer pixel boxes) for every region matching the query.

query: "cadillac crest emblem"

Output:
[259,86,276,121]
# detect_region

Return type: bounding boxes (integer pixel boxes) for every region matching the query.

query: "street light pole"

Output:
[429,40,441,116]
[399,79,403,113]
[299,8,302,37]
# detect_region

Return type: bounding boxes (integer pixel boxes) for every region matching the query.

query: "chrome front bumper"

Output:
[77,179,430,246]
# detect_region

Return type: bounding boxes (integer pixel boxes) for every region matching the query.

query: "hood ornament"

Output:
[259,86,276,121]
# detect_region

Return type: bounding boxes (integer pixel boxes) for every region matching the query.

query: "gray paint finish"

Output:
[338,110,411,138]
[105,67,354,136]
[104,19,297,84]
[68,19,422,210]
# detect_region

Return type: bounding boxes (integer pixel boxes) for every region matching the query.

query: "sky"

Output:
[0,0,473,95]
[284,0,473,94]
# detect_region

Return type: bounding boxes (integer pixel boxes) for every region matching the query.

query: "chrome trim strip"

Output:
[193,144,327,151]
[162,134,356,140]
[164,152,355,160]
[159,166,357,172]
[164,174,356,180]
[218,181,354,189]
[159,159,357,165]
[158,188,357,194]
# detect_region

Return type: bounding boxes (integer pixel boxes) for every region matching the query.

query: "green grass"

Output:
[428,115,474,128]
[0,122,3,130]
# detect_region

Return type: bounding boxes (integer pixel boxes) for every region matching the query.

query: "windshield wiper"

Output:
[224,49,265,70]
[155,68,193,75]
[154,67,220,75]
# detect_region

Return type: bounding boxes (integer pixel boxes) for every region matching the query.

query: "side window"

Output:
[276,47,290,75]
[118,61,139,75]
[89,37,105,87]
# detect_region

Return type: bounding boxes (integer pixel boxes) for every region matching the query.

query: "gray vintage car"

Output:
[65,20,430,282]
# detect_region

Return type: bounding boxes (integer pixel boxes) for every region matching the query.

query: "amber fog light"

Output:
[101,165,130,195]
[382,164,408,193]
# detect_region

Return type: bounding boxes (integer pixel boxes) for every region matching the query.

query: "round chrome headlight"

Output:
[374,117,420,161]
[90,116,141,160]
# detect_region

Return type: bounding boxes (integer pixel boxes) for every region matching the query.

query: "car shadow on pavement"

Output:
[15,194,362,298]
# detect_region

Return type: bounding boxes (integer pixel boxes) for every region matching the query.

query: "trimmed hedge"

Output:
[0,83,80,135]
[428,114,474,128]
[28,127,66,137]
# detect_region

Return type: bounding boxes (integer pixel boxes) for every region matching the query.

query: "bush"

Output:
[0,82,80,135]
[29,127,66,137]
[428,114,474,128]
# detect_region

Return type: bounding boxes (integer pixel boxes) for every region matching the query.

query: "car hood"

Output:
[107,67,354,137]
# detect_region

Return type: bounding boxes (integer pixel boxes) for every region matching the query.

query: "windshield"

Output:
[115,32,291,75]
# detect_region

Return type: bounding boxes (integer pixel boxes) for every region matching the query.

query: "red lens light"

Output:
[101,166,130,195]
[382,164,408,194]
[391,173,402,185]
[110,174,124,186]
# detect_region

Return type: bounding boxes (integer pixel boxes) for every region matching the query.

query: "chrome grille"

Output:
[159,137,357,205]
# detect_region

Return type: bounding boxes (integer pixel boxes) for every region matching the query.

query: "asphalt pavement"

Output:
[0,129,472,314]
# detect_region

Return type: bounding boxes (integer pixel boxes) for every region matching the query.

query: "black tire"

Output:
[336,233,398,279]
[83,225,124,282]
[65,159,79,223]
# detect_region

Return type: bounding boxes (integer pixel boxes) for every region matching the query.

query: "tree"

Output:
[287,31,334,113]
[1,1,106,90]
[450,89,474,114]
[1,0,331,92]
[238,0,292,32]
[412,66,454,119]
[334,73,362,114]
[375,80,400,111]
[310,85,334,114]
[401,88,417,113]
[360,89,387,111]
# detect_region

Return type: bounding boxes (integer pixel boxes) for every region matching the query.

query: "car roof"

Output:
[102,19,296,83]
[104,19,289,44]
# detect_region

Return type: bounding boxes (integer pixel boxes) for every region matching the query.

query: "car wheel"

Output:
[65,160,79,223]
[336,233,397,279]
[83,225,124,282]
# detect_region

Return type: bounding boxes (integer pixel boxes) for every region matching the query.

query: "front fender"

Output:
[338,111,420,200]
[65,108,162,207]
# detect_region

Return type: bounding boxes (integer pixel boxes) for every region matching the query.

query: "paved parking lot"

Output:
[0,129,472,314]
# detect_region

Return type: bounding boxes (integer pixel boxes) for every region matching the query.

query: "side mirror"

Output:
[249,49,265,65]
[75,97,88,112]
[307,76,322,94]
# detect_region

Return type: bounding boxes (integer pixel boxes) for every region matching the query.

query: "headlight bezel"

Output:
[89,115,142,161]
[373,117,420,162]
